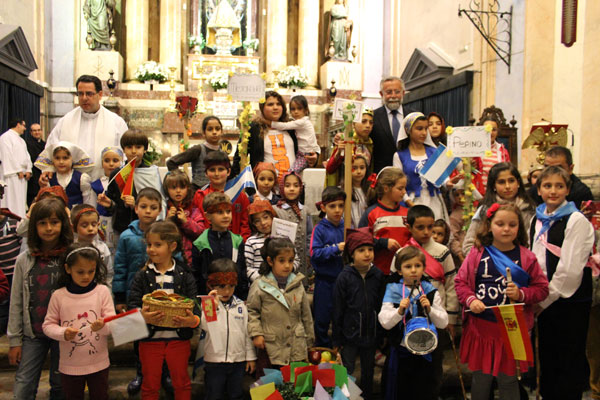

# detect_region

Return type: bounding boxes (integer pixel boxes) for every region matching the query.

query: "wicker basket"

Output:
[142,294,195,328]
[308,346,341,364]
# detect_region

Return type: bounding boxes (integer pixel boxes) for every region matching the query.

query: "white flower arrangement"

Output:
[134,61,168,83]
[277,65,308,88]
[188,34,205,49]
[242,38,259,50]
[143,137,163,166]
[207,70,230,90]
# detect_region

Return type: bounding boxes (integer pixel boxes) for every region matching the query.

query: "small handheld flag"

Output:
[105,308,149,346]
[492,303,534,362]
[225,165,256,203]
[419,144,461,187]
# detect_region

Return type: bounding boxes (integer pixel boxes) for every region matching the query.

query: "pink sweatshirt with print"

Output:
[42,284,116,375]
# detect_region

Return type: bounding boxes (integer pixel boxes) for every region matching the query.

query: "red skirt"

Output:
[460,315,532,376]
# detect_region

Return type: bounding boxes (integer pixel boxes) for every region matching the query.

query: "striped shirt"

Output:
[0,217,22,279]
[147,261,177,339]
[245,233,267,283]
[481,142,501,188]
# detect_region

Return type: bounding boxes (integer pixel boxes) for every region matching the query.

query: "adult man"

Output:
[24,123,46,205]
[528,146,593,210]
[370,76,406,173]
[0,119,31,218]
[45,74,128,179]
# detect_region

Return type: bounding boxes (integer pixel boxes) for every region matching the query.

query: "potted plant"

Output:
[188,34,205,54]
[207,70,230,92]
[242,38,259,56]
[277,65,308,90]
[134,61,168,85]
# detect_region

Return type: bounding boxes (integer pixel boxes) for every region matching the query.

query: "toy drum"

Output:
[402,316,438,355]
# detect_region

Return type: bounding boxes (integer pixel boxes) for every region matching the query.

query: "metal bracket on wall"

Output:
[458,0,513,73]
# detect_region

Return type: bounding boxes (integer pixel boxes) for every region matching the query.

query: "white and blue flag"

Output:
[419,144,461,188]
[225,165,256,202]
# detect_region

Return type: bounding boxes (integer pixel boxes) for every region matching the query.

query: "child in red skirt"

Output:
[455,203,548,399]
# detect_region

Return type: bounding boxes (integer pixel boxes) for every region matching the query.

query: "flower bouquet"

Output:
[250,361,361,400]
[134,61,168,83]
[277,66,308,89]
[176,96,199,137]
[143,137,163,166]
[243,38,259,51]
[207,70,230,91]
[188,34,205,50]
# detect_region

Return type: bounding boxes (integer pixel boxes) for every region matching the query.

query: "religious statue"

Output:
[325,0,353,61]
[206,0,242,56]
[83,0,116,50]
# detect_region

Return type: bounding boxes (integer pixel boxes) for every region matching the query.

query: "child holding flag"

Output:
[99,130,165,235]
[530,166,595,400]
[455,203,548,399]
[192,151,251,240]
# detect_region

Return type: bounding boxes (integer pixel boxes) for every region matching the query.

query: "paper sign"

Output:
[107,309,149,346]
[332,98,364,122]
[345,377,363,400]
[447,126,491,157]
[314,380,332,400]
[228,74,266,101]
[289,361,309,382]
[250,382,276,400]
[313,369,336,387]
[332,386,348,400]
[294,365,317,383]
[332,364,348,388]
[271,218,298,242]
[265,390,284,400]
[294,371,313,394]
[200,296,218,322]
[261,370,283,386]
[280,365,291,382]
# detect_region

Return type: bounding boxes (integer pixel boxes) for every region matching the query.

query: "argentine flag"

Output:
[225,165,256,202]
[419,144,461,187]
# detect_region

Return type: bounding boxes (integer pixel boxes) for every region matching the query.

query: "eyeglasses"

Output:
[383,90,403,96]
[77,91,98,98]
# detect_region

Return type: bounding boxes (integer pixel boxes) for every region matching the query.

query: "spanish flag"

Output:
[492,303,533,362]
[114,159,136,197]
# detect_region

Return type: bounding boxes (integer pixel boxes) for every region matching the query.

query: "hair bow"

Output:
[486,203,501,219]
[77,312,88,319]
[367,173,377,189]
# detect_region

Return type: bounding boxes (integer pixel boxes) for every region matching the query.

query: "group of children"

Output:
[1,94,596,400]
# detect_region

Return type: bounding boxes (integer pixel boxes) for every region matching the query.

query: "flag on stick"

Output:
[225,165,256,203]
[492,303,534,362]
[105,308,149,346]
[419,144,461,187]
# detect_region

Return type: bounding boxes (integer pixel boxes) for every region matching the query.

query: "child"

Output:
[350,155,371,228]
[192,150,251,240]
[333,227,384,400]
[393,112,449,220]
[455,203,549,399]
[90,146,123,252]
[427,112,446,146]
[359,167,410,274]
[167,116,224,192]
[245,199,277,282]
[113,187,162,311]
[42,243,115,400]
[526,165,543,190]
[266,95,319,173]
[448,185,467,265]
[251,162,280,205]
[7,197,73,399]
[247,237,314,367]
[163,170,203,264]
[193,192,247,298]
[100,129,165,235]
[473,116,510,195]
[326,108,375,186]
[432,219,450,246]
[35,141,94,208]
[378,246,448,400]
[71,204,114,288]
[403,205,459,398]
[201,258,256,400]
[0,202,20,335]
[310,186,346,347]
[463,162,535,255]
[128,221,200,400]
[530,166,595,399]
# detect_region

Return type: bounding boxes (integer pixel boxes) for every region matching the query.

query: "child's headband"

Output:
[101,146,124,159]
[207,271,238,287]
[205,202,232,214]
[65,246,100,263]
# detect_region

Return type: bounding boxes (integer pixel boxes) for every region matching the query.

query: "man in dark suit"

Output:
[371,77,406,173]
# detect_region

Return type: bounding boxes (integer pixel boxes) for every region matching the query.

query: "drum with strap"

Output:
[401,282,438,355]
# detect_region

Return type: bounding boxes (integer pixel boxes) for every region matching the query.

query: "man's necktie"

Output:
[391,109,400,143]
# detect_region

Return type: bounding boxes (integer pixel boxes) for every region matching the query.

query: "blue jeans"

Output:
[13,336,63,400]
[204,361,245,400]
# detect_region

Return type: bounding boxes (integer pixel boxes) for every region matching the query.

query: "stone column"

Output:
[298,0,319,87]
[125,0,149,81]
[160,0,183,80]
[266,0,287,75]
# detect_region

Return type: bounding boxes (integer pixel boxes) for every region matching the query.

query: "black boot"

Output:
[127,359,143,396]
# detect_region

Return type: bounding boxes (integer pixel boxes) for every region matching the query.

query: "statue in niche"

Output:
[206,0,242,56]
[83,0,115,50]
[206,0,246,23]
[325,0,353,61]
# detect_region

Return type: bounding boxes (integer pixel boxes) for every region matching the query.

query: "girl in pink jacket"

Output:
[455,203,548,400]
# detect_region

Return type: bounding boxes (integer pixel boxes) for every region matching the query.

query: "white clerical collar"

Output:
[81,107,101,120]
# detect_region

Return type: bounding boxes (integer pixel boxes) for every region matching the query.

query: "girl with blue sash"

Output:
[456,203,549,400]
[379,246,448,400]
[530,166,595,400]
[392,112,451,221]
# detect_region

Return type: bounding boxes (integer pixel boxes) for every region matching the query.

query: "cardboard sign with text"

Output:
[332,98,364,122]
[228,74,265,101]
[447,126,491,157]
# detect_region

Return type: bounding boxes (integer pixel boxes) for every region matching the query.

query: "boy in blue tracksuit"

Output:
[333,227,384,400]
[310,186,346,347]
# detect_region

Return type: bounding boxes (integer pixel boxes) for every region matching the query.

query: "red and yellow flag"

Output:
[114,159,136,197]
[492,303,533,362]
